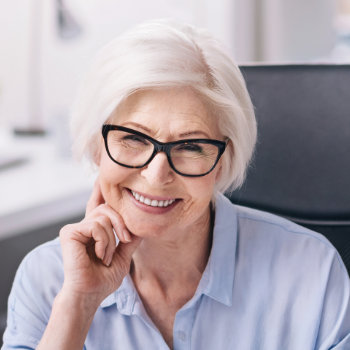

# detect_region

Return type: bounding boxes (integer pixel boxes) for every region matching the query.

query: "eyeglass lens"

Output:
[106,129,220,176]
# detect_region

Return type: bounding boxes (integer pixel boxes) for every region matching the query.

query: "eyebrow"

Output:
[123,122,151,133]
[122,122,211,139]
[178,130,210,138]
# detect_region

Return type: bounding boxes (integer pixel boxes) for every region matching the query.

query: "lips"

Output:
[130,190,176,208]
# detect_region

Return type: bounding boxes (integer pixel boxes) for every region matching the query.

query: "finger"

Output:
[60,223,91,245]
[94,216,117,266]
[110,211,132,243]
[86,178,105,215]
[114,235,143,263]
[88,221,109,261]
[65,221,111,263]
[89,204,132,243]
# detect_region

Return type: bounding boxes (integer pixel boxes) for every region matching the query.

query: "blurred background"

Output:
[1,0,350,341]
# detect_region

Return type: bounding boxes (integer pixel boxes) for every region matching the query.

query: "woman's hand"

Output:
[59,179,142,307]
[38,180,142,349]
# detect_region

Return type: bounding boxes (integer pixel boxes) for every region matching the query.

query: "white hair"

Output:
[71,19,257,193]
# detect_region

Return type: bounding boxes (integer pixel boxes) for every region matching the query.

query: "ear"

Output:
[92,148,101,166]
[215,163,222,182]
[92,138,104,166]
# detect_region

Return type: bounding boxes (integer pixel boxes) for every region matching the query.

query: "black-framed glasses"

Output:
[102,124,227,177]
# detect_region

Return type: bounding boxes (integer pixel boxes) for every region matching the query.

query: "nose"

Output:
[140,152,175,186]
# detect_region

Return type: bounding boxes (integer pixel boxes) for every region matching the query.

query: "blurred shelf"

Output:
[0,128,96,239]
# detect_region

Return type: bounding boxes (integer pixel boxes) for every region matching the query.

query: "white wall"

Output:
[0,0,35,129]
[0,0,340,134]
[233,0,336,62]
[0,0,235,133]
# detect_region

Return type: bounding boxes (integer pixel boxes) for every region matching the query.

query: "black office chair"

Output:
[226,64,350,274]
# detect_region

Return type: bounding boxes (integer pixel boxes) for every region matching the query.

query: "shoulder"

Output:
[215,194,350,348]
[235,203,339,258]
[11,237,64,307]
[217,192,336,250]
[233,205,350,349]
[3,238,64,348]
[18,237,63,284]
[215,193,346,275]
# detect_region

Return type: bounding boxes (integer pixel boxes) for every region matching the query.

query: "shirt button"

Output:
[177,331,186,341]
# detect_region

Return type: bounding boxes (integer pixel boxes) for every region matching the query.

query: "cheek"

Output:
[185,172,217,205]
[99,148,130,180]
[98,156,130,202]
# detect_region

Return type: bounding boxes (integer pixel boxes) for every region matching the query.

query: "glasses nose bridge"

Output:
[152,140,171,155]
[149,141,173,166]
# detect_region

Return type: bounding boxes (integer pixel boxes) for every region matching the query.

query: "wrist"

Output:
[37,288,99,349]
[55,287,101,319]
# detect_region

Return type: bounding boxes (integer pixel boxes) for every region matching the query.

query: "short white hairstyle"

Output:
[71,19,257,193]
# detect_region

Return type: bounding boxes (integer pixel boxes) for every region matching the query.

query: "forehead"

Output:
[109,87,220,139]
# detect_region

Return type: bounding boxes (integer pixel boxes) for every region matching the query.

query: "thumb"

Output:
[86,178,105,215]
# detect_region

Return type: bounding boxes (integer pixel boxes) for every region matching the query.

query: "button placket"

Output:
[177,330,187,342]
[173,303,199,349]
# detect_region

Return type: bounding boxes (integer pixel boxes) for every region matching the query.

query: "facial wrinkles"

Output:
[115,113,216,144]
[107,90,218,188]
[97,100,220,245]
[111,89,220,142]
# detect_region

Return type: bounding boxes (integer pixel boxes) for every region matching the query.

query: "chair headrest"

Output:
[228,64,350,224]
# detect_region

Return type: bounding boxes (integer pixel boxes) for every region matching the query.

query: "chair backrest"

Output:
[226,64,350,273]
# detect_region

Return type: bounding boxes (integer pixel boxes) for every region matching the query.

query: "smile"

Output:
[131,190,176,208]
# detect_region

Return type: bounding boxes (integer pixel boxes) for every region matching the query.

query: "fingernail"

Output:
[123,229,132,242]
[104,254,111,266]
[107,255,113,266]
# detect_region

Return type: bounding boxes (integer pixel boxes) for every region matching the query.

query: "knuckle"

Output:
[91,221,103,232]
[59,223,74,237]
[98,215,110,227]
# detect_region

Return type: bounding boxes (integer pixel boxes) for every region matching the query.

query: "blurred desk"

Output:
[0,129,96,239]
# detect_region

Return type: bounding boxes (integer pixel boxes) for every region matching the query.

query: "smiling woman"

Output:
[97,88,224,240]
[2,19,350,350]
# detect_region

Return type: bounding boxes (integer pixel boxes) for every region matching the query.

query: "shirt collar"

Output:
[196,192,238,306]
[100,275,136,314]
[100,192,238,310]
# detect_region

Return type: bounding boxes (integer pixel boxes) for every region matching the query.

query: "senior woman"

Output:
[3,20,350,350]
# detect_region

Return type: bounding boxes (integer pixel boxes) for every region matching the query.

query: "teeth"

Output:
[131,190,175,208]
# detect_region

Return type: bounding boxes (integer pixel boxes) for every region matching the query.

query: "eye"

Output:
[175,143,203,153]
[122,134,149,145]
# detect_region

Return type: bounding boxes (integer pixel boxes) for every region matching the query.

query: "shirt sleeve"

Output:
[316,251,350,350]
[2,241,63,349]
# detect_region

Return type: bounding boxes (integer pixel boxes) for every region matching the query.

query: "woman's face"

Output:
[98,87,222,240]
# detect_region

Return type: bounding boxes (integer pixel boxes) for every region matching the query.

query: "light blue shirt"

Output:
[2,193,350,349]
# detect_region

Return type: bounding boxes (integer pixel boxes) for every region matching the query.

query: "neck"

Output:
[130,205,214,293]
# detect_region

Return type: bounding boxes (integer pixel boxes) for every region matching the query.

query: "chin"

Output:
[123,214,170,238]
